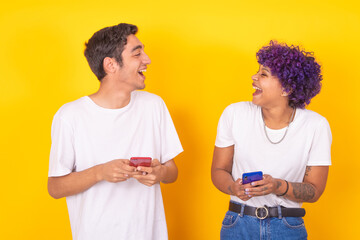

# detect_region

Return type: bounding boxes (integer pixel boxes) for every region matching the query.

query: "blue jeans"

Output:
[220,203,307,240]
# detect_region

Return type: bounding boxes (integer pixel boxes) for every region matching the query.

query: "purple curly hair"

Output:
[256,41,322,109]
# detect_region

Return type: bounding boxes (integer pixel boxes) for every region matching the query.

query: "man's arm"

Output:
[48,159,138,199]
[132,159,178,186]
[159,159,178,183]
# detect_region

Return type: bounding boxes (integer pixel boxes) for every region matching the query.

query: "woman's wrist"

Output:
[276,179,289,196]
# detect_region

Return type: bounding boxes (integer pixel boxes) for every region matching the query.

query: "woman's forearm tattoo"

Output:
[291,182,315,201]
[228,185,233,194]
[304,166,312,177]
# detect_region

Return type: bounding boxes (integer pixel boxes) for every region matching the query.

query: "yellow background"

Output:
[1,0,359,239]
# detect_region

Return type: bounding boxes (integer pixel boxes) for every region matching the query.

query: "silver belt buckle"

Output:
[255,206,269,219]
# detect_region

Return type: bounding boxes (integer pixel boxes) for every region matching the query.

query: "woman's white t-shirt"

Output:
[215,102,332,208]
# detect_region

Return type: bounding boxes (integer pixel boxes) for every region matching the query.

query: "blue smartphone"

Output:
[242,171,263,184]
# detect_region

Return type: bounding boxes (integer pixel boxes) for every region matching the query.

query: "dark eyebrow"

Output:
[131,45,143,52]
[262,67,270,73]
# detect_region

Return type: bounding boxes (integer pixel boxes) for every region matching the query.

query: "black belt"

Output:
[229,202,306,219]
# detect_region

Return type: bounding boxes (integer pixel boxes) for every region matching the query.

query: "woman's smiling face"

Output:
[251,65,288,108]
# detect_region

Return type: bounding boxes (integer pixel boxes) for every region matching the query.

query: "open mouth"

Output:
[252,85,263,95]
[138,69,146,76]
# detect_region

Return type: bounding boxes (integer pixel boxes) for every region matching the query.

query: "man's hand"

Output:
[132,159,164,186]
[99,159,139,183]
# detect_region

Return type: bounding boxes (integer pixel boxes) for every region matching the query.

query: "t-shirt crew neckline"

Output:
[83,92,135,113]
[257,106,299,132]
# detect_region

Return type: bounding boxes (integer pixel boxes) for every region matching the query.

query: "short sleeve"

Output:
[307,118,332,166]
[48,111,76,177]
[159,100,183,163]
[215,105,235,147]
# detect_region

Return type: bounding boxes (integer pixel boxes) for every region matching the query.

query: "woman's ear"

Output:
[281,91,289,97]
[281,88,293,97]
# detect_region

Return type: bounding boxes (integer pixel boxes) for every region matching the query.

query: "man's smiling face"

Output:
[115,34,151,90]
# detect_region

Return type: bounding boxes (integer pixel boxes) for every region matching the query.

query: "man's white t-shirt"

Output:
[215,102,332,208]
[49,91,183,240]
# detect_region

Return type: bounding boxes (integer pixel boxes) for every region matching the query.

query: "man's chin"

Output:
[136,84,145,90]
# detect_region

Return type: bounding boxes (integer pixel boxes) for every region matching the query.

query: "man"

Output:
[48,23,183,240]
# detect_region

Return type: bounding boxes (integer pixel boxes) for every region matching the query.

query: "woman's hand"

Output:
[230,178,253,201]
[211,146,289,201]
[243,174,284,197]
[243,166,329,203]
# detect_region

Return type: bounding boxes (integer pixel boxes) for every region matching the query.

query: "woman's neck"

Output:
[261,105,295,130]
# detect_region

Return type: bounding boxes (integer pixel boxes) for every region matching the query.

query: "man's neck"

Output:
[89,79,133,109]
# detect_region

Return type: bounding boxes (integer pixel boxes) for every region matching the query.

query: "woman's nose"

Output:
[252,74,258,81]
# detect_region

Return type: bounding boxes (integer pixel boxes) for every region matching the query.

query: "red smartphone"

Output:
[129,157,152,167]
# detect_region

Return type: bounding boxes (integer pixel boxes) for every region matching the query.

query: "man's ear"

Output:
[103,57,118,74]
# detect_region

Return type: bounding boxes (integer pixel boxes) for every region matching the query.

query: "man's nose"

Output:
[142,52,151,65]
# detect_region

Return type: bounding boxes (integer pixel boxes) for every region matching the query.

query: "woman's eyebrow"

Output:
[262,68,270,73]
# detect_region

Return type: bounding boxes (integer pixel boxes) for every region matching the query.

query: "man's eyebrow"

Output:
[131,45,143,52]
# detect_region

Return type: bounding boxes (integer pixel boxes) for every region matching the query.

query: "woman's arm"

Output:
[211,146,251,201]
[244,166,329,203]
[284,166,329,202]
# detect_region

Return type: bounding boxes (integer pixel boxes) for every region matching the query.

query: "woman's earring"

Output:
[281,88,292,97]
[281,91,289,97]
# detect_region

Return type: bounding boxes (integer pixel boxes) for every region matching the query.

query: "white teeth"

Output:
[138,69,146,73]
[253,86,262,91]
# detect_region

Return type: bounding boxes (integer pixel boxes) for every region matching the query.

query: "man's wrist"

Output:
[94,164,104,182]
[159,164,167,182]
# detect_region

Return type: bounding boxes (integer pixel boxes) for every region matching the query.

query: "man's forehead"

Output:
[124,35,144,52]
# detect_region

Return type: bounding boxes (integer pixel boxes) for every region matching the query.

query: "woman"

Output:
[211,41,331,239]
